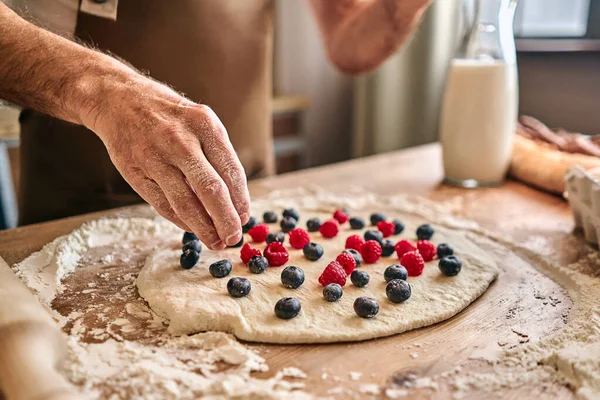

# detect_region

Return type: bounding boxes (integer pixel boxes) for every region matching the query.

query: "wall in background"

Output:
[273,0,353,168]
[518,52,600,134]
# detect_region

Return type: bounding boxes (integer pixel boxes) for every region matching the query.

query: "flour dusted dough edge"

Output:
[137,200,499,344]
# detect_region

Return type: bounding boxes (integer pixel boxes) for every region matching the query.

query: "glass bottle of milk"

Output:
[440,0,519,187]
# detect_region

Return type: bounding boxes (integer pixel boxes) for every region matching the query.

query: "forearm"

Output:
[308,0,431,74]
[0,2,141,128]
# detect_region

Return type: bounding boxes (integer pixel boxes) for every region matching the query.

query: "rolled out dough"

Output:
[137,205,498,344]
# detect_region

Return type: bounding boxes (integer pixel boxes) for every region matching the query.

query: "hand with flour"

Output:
[0,3,249,249]
[86,76,250,250]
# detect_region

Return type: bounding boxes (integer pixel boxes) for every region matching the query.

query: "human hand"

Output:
[85,75,250,250]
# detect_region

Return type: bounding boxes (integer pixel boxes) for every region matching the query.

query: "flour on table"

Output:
[10,187,600,398]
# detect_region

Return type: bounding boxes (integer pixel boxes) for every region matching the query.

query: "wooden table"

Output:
[0,144,581,399]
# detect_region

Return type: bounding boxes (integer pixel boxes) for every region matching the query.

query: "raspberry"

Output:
[395,239,416,259]
[318,261,347,287]
[333,209,349,224]
[401,251,425,276]
[264,242,289,267]
[319,219,339,238]
[336,252,357,275]
[417,240,436,262]
[361,240,382,264]
[240,243,262,265]
[288,228,310,249]
[345,234,365,251]
[248,224,269,243]
[377,221,395,238]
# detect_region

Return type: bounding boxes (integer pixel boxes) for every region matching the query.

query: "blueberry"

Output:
[280,217,297,233]
[282,208,300,222]
[393,219,405,235]
[242,216,257,233]
[349,217,365,230]
[180,249,200,269]
[228,237,244,248]
[274,297,301,319]
[386,279,412,303]
[384,264,408,282]
[323,283,343,302]
[343,249,362,267]
[416,224,434,240]
[248,256,268,274]
[353,297,379,318]
[437,243,454,259]
[263,211,278,224]
[227,277,251,298]
[303,242,324,261]
[306,218,321,232]
[182,232,198,244]
[183,240,203,253]
[209,259,232,278]
[370,213,386,226]
[364,230,383,245]
[439,255,462,276]
[381,240,395,257]
[266,232,285,244]
[281,266,305,289]
[350,270,370,287]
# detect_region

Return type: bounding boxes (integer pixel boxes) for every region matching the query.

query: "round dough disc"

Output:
[137,208,498,344]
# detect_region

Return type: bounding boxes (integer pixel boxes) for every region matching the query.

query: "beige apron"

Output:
[19,0,274,225]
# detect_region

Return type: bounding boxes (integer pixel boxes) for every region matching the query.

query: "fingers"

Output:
[191,105,251,225]
[177,151,243,247]
[150,164,226,250]
[128,175,192,232]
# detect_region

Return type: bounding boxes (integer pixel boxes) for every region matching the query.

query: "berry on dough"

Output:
[439,255,462,276]
[227,277,251,298]
[323,283,343,302]
[401,251,425,277]
[364,229,383,245]
[370,213,386,226]
[386,279,412,303]
[318,261,347,287]
[377,221,395,238]
[209,259,232,278]
[360,240,383,264]
[416,224,434,240]
[350,270,370,287]
[242,216,258,233]
[354,297,379,318]
[333,209,349,224]
[263,211,278,224]
[349,217,365,230]
[381,239,395,257]
[306,218,321,232]
[345,234,365,252]
[343,249,363,267]
[319,219,339,239]
[281,266,305,289]
[248,224,269,243]
[248,256,268,274]
[240,243,262,265]
[395,239,417,259]
[335,252,357,275]
[274,297,302,319]
[289,228,311,249]
[417,240,436,262]
[303,242,324,261]
[264,242,289,267]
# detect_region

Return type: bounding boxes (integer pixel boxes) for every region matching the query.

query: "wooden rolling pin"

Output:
[0,257,79,400]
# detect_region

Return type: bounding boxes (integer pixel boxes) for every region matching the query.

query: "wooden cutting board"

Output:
[0,144,586,399]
